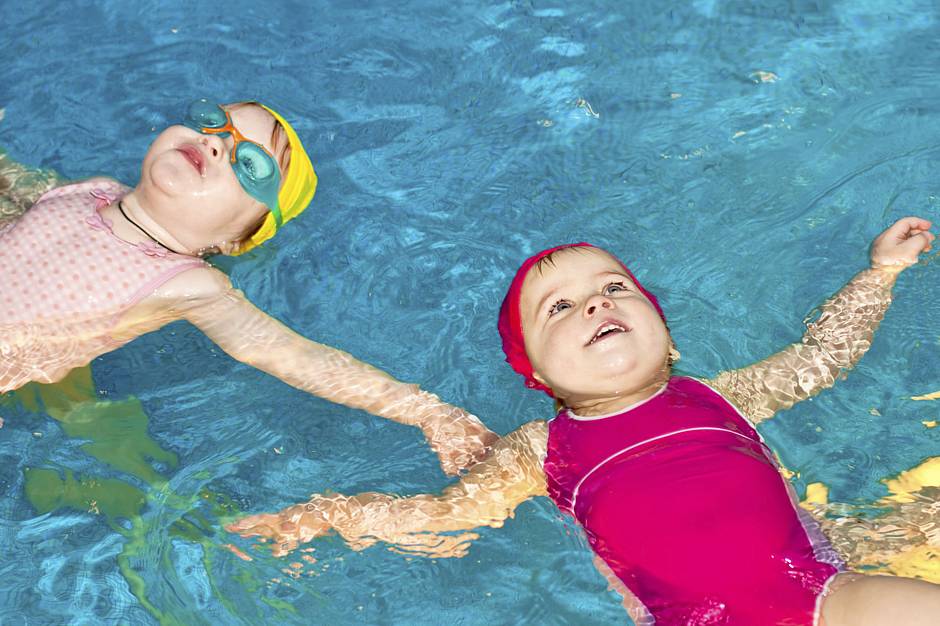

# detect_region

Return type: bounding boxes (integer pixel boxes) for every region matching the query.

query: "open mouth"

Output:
[587,321,630,345]
[177,144,205,175]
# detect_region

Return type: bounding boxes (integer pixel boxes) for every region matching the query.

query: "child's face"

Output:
[519,248,670,404]
[138,103,290,253]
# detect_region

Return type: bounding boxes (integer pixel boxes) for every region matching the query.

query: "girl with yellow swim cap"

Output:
[0,99,496,476]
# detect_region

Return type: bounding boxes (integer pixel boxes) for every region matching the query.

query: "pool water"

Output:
[1,0,939,623]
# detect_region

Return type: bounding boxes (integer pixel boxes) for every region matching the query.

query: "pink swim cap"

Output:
[497,243,664,397]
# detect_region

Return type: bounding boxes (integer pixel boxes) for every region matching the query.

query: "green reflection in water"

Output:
[17,367,292,624]
[24,467,146,520]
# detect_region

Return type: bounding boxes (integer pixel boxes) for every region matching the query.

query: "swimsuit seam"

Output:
[570,426,762,510]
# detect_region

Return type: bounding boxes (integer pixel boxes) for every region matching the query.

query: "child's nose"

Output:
[201,135,225,160]
[585,297,613,316]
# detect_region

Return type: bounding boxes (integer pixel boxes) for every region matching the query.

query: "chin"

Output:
[146,156,197,199]
[592,354,642,378]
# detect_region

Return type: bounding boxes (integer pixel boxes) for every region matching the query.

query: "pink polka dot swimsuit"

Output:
[544,376,843,625]
[0,180,205,391]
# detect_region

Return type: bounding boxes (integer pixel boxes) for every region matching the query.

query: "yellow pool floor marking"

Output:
[883,546,940,583]
[801,482,829,507]
[882,457,940,503]
[800,457,940,584]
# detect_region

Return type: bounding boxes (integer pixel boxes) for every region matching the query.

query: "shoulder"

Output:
[693,372,771,426]
[117,264,231,330]
[688,373,737,405]
[152,264,232,302]
[684,375,733,400]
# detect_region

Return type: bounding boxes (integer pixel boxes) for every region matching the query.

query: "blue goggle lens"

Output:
[184,98,228,131]
[235,142,277,182]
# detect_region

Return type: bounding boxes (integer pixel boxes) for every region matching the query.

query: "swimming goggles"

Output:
[182,99,283,228]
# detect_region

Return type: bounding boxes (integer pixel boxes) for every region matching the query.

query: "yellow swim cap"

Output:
[234,103,317,255]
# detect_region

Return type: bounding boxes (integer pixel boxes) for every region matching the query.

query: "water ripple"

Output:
[4,0,940,623]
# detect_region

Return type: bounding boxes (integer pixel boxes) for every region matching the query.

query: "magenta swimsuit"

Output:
[545,376,842,625]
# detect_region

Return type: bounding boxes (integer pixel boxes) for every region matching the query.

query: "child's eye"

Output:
[604,281,628,295]
[239,156,257,175]
[548,300,572,316]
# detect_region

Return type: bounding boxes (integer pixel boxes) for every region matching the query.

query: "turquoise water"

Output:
[2,0,939,623]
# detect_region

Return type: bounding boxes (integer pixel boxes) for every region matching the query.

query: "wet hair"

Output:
[530,245,599,277]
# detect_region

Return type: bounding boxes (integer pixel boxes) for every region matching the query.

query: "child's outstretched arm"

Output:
[146,268,497,475]
[0,148,65,223]
[226,420,548,558]
[708,217,934,424]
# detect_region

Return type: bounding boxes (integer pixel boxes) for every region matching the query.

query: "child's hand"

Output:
[226,496,481,560]
[408,392,498,475]
[421,410,499,476]
[226,503,331,557]
[870,217,934,271]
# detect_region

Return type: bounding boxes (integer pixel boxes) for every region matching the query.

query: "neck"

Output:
[564,368,671,417]
[104,192,193,256]
[118,200,174,252]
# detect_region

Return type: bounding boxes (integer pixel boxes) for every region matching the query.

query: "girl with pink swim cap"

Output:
[0,102,494,476]
[231,219,940,625]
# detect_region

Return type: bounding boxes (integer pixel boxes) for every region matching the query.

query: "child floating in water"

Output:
[0,99,494,474]
[230,218,940,625]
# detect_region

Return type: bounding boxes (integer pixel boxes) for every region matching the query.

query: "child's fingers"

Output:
[890,216,933,236]
[921,231,936,251]
[226,513,279,533]
[879,217,931,248]
[904,229,935,242]
[224,519,265,535]
[226,524,276,541]
[906,228,934,242]
[900,231,935,255]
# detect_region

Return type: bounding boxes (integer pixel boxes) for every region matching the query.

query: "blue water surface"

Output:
[1,0,939,624]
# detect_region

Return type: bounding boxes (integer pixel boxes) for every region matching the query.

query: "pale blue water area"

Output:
[1,0,939,623]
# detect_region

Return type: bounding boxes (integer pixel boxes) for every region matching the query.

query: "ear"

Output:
[667,339,680,366]
[215,240,240,256]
